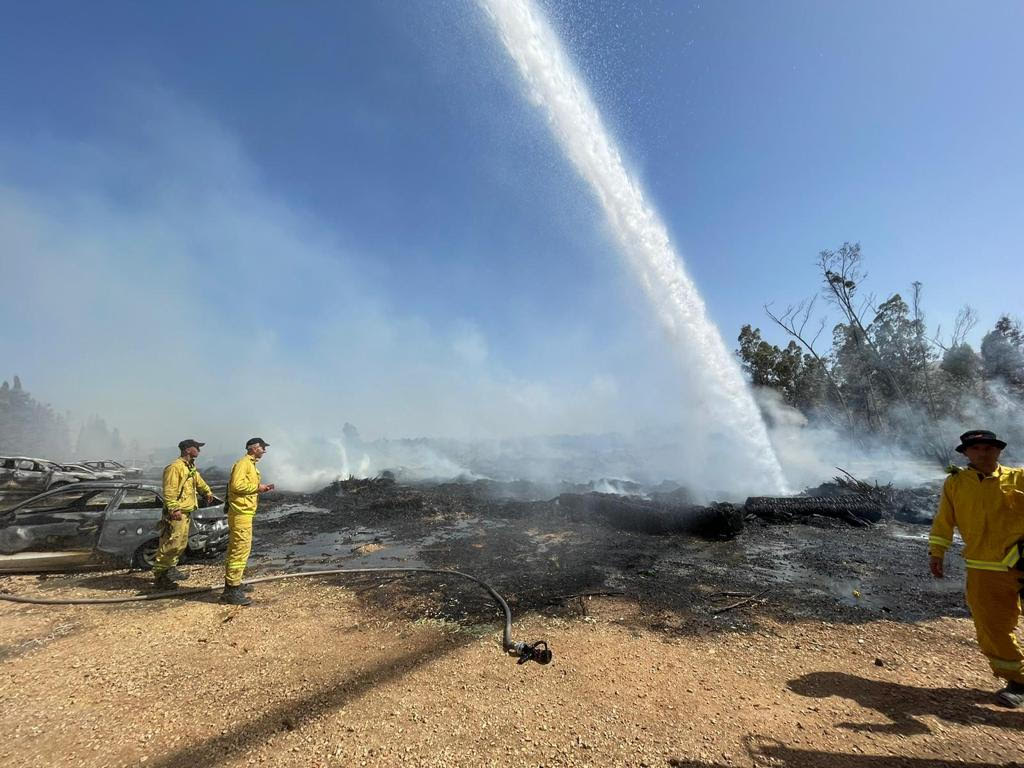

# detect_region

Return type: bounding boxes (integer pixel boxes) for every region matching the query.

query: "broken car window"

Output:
[119,489,161,509]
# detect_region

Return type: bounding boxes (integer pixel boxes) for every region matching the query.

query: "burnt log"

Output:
[556,493,743,540]
[744,495,884,526]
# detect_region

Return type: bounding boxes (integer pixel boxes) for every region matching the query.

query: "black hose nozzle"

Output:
[510,640,552,665]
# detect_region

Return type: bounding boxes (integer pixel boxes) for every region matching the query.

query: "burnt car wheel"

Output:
[133,539,160,570]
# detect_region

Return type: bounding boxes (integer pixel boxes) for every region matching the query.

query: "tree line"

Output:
[736,243,1023,466]
[0,375,135,461]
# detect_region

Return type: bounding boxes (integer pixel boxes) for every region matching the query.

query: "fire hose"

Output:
[0,566,553,665]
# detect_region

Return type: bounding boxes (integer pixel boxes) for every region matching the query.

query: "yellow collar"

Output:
[966,463,1004,479]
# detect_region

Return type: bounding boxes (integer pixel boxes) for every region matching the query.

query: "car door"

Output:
[0,488,117,572]
[0,461,24,512]
[97,488,163,560]
[0,459,17,488]
[13,459,49,492]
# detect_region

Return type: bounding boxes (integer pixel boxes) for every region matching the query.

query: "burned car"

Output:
[0,457,82,510]
[80,460,142,479]
[1,456,81,492]
[0,482,227,573]
[56,462,120,481]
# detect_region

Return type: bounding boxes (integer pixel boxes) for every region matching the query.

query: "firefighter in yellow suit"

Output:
[930,429,1024,708]
[221,437,274,605]
[154,439,214,590]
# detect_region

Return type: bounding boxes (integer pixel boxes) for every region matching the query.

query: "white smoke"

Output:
[259,438,365,492]
[0,97,689,472]
[254,434,481,492]
[961,380,1024,464]
[753,385,1024,490]
[253,425,740,501]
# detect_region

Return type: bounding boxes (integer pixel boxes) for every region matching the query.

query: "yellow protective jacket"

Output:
[162,458,212,513]
[929,464,1024,571]
[227,455,262,516]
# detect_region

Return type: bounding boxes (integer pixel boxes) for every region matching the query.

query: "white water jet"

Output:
[481,0,788,493]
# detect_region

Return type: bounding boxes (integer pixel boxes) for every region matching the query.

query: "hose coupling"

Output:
[509,640,552,665]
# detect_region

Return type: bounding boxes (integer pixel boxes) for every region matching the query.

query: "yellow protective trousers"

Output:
[153,513,191,575]
[224,512,253,587]
[966,568,1024,684]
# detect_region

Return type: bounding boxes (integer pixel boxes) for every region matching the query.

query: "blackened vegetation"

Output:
[257,473,954,637]
[305,477,436,525]
[745,496,882,527]
[306,477,746,539]
[299,473,932,540]
[557,493,744,539]
[310,475,412,512]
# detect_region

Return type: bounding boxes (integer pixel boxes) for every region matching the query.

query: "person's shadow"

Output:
[788,671,1024,735]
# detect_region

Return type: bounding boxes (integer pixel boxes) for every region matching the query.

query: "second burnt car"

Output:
[0,482,227,573]
[56,463,120,481]
[80,460,142,479]
[0,457,82,510]
[0,456,81,492]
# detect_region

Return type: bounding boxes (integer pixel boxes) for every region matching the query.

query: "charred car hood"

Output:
[192,504,226,521]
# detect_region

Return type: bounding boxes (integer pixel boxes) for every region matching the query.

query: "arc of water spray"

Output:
[480,0,788,493]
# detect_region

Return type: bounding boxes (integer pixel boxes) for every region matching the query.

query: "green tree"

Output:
[751,243,1002,466]
[736,325,836,417]
[830,322,881,431]
[736,326,806,406]
[941,343,983,387]
[980,315,1024,394]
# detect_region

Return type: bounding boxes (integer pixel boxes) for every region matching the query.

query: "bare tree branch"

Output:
[816,244,951,462]
[951,305,978,348]
[930,304,978,351]
[764,298,855,433]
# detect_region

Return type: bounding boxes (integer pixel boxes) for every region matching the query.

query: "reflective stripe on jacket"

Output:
[227,455,261,516]
[929,465,1024,570]
[162,457,212,513]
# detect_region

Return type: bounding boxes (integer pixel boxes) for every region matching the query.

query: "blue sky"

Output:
[1,0,1022,467]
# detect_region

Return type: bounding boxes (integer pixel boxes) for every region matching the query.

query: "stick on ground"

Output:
[712,588,771,614]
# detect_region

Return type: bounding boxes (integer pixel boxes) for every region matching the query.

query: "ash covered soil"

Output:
[3,478,1023,768]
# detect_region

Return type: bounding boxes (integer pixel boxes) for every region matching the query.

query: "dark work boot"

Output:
[152,572,179,591]
[220,584,252,606]
[996,681,1024,708]
[239,582,254,593]
[166,567,189,582]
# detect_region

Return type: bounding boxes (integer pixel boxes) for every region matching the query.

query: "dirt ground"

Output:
[3,480,1024,768]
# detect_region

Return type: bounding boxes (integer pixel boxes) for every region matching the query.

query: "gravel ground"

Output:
[3,481,1024,768]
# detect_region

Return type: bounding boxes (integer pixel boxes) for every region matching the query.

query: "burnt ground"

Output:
[3,478,1023,768]
[248,478,966,632]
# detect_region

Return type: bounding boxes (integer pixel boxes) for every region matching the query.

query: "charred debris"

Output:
[301,469,938,541]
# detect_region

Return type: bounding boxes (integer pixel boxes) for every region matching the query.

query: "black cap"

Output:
[955,429,1007,454]
[178,439,205,451]
[245,437,269,448]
